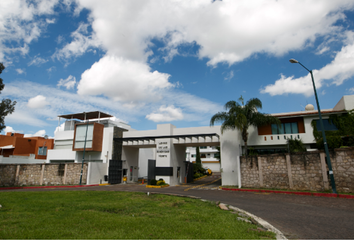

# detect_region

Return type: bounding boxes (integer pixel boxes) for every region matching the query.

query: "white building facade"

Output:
[46,95,354,187]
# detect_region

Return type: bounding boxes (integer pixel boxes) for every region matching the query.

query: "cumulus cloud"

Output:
[58,0,354,66]
[24,130,46,138]
[4,126,16,134]
[77,55,172,103]
[146,105,183,122]
[261,34,354,96]
[57,75,76,89]
[27,95,49,109]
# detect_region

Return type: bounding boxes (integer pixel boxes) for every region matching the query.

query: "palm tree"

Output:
[210,96,280,157]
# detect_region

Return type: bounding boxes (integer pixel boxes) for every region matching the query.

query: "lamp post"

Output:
[79,117,89,185]
[289,58,337,194]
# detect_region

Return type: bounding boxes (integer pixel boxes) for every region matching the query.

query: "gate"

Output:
[108,160,122,184]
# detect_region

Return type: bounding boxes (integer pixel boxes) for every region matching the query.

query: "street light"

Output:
[289,58,337,194]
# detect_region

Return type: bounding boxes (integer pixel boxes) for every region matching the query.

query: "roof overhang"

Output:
[115,133,219,142]
[58,111,113,120]
[0,145,15,149]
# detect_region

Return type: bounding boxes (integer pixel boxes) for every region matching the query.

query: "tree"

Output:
[194,146,203,173]
[0,63,16,132]
[210,96,280,156]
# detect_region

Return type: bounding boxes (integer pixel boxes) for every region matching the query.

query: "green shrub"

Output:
[157,179,165,185]
[150,179,157,185]
[316,136,343,149]
[287,138,306,153]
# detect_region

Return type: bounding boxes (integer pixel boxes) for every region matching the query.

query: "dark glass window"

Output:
[315,119,338,131]
[271,122,299,134]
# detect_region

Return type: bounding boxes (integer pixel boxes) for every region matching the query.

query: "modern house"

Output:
[44,95,353,186]
[0,132,54,160]
[186,146,220,172]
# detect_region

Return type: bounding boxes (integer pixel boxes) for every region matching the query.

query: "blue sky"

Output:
[1,0,354,137]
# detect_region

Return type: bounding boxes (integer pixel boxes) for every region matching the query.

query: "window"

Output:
[315,119,338,131]
[191,154,196,158]
[74,124,94,148]
[271,122,299,134]
[200,146,207,149]
[38,147,47,156]
[201,154,206,158]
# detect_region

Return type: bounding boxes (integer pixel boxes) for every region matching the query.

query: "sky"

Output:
[1,0,354,138]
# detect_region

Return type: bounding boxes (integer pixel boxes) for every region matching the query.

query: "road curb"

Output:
[222,188,354,199]
[147,191,287,240]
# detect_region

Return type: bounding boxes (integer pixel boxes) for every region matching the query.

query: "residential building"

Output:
[0,132,54,160]
[186,146,220,172]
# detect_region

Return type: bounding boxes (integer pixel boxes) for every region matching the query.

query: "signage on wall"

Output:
[157,141,169,158]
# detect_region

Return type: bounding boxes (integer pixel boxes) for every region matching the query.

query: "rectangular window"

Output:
[201,154,206,158]
[200,146,207,149]
[315,119,338,131]
[74,124,94,148]
[38,147,47,155]
[191,154,196,158]
[271,122,299,135]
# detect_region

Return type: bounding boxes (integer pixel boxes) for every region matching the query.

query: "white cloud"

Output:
[0,0,60,62]
[58,0,354,66]
[57,75,76,89]
[4,126,15,134]
[28,55,48,66]
[24,130,46,138]
[261,33,354,96]
[224,70,234,81]
[349,87,354,93]
[77,55,173,103]
[15,68,25,74]
[146,105,183,122]
[27,95,49,109]
[53,23,100,60]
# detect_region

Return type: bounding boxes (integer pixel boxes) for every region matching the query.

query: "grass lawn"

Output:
[0,191,275,239]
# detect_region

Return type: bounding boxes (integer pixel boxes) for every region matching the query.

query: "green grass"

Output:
[0,191,275,239]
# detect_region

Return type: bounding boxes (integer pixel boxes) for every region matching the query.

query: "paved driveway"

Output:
[4,175,354,239]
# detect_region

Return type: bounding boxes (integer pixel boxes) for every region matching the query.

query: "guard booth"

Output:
[108,160,122,184]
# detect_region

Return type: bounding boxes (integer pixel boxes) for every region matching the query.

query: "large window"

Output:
[315,119,338,131]
[74,124,94,148]
[38,147,47,155]
[271,122,299,135]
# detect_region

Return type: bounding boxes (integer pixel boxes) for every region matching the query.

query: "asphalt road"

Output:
[4,174,354,239]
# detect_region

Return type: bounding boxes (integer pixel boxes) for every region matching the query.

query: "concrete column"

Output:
[286,154,294,189]
[63,164,68,184]
[320,152,329,190]
[257,157,263,187]
[15,165,20,185]
[39,164,45,185]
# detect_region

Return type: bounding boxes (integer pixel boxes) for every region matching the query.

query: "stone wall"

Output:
[0,163,88,187]
[240,147,354,193]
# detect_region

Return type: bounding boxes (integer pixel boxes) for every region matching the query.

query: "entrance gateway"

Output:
[113,124,241,186]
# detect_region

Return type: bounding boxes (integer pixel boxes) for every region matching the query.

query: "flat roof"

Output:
[58,111,113,120]
[115,133,219,142]
[272,109,346,118]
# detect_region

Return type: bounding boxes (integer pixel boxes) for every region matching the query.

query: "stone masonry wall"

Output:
[0,163,88,187]
[240,156,261,188]
[240,147,354,193]
[332,148,354,193]
[0,165,17,186]
[261,155,289,189]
